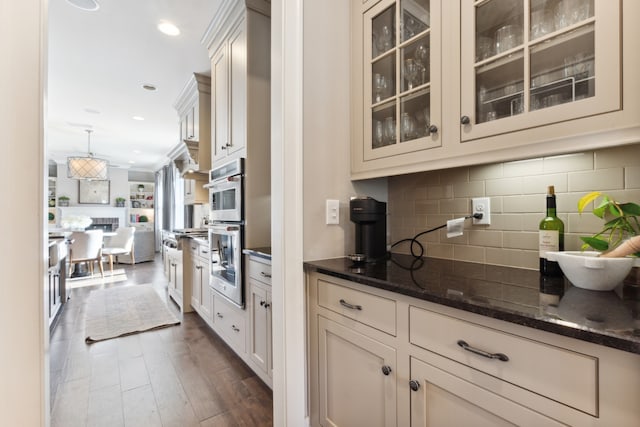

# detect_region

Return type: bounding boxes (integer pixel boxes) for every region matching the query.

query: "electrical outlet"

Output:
[326,199,339,225]
[471,197,491,225]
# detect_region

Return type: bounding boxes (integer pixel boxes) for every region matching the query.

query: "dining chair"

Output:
[68,229,104,278]
[102,227,136,274]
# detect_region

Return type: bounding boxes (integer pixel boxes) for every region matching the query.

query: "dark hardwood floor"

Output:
[50,254,273,427]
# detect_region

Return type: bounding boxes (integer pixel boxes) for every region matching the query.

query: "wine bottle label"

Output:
[539,230,560,257]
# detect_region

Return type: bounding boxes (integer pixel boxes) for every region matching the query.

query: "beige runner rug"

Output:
[84,284,179,343]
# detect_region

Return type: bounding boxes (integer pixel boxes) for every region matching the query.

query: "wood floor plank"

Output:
[171,352,226,420]
[145,352,201,427]
[51,377,90,427]
[50,255,273,426]
[86,383,124,427]
[122,384,162,427]
[119,355,150,391]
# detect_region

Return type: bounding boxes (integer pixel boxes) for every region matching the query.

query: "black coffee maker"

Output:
[350,196,387,262]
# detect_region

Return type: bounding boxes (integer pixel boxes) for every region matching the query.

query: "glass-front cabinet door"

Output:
[460,0,621,142]
[363,0,442,161]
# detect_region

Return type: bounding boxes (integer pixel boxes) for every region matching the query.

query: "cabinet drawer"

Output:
[198,244,210,259]
[409,306,598,415]
[317,279,396,336]
[213,292,246,353]
[248,259,272,285]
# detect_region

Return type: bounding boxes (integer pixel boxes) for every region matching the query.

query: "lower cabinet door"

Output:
[318,316,397,427]
[200,262,212,321]
[249,281,271,375]
[409,357,565,427]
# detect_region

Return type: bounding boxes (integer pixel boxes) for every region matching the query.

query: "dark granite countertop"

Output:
[243,247,272,261]
[304,254,640,355]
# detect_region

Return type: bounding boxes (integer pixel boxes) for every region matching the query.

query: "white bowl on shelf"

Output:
[546,251,635,291]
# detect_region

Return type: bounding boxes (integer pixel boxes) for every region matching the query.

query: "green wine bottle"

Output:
[539,185,564,276]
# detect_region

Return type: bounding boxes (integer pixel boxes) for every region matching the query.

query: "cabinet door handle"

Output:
[381,365,392,376]
[460,115,470,125]
[260,271,272,278]
[221,145,227,150]
[409,380,421,392]
[457,340,509,362]
[216,312,223,319]
[339,299,362,311]
[428,124,438,134]
[202,250,209,254]
[232,325,240,332]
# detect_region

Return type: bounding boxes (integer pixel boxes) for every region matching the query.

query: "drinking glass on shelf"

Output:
[531,9,554,39]
[404,59,419,90]
[486,111,497,121]
[373,73,388,103]
[373,120,384,147]
[401,112,416,140]
[376,25,392,54]
[383,116,396,144]
[414,44,429,84]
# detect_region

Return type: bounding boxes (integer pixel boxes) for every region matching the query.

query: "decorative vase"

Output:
[59,199,69,207]
[116,201,125,207]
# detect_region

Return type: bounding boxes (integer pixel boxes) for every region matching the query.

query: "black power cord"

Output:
[390,213,483,258]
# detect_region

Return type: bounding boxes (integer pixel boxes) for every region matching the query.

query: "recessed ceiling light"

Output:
[133,150,141,154]
[132,116,145,121]
[84,108,100,114]
[65,0,100,11]
[158,21,180,36]
[128,160,136,164]
[142,84,157,91]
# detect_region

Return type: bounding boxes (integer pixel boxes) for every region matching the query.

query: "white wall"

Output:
[0,0,48,425]
[302,0,387,262]
[55,164,129,205]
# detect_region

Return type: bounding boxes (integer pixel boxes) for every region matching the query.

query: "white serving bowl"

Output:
[546,251,634,291]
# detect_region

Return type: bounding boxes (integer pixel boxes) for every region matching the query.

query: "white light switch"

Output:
[326,199,339,225]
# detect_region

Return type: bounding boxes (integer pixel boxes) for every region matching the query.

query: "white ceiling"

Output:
[47,0,222,172]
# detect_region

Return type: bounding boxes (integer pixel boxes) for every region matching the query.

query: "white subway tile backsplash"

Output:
[543,152,593,173]
[468,230,503,248]
[440,198,470,214]
[415,199,439,215]
[452,181,484,197]
[503,231,538,250]
[568,168,624,192]
[486,177,522,196]
[427,185,454,200]
[503,158,543,177]
[503,195,541,213]
[522,174,567,194]
[594,143,640,169]
[470,163,503,181]
[490,214,524,231]
[388,146,639,271]
[453,245,485,263]
[625,166,640,189]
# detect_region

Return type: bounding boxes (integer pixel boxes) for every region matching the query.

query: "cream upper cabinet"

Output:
[174,73,211,174]
[204,0,270,167]
[460,0,619,141]
[351,0,640,180]
[353,0,443,175]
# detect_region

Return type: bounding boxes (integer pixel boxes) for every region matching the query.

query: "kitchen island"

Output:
[305,254,640,427]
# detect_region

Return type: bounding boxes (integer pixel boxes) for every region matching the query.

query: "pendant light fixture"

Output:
[67,129,109,180]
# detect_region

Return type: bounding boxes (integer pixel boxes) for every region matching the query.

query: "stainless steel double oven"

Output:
[206,158,244,308]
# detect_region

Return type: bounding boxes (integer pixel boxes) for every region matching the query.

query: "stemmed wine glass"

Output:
[373,73,387,103]
[401,112,416,141]
[404,59,419,90]
[414,44,429,84]
[373,120,384,147]
[376,25,392,54]
[383,117,396,144]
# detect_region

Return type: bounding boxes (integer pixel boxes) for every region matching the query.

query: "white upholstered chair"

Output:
[68,229,104,277]
[102,227,136,274]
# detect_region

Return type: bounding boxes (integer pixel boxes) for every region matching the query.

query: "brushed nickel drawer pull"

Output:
[260,271,272,278]
[339,299,362,311]
[457,340,509,362]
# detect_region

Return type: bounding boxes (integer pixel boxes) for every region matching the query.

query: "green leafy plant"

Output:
[115,197,126,203]
[577,191,640,255]
[58,196,70,201]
